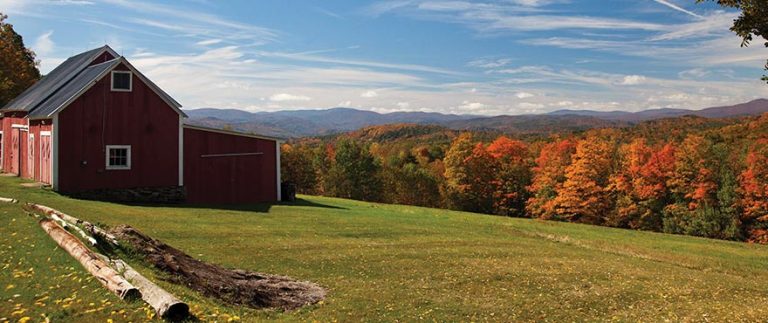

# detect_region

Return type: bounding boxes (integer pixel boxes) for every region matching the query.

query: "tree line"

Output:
[282,115,768,243]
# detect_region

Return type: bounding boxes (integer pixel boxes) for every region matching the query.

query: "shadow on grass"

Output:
[70,197,346,213]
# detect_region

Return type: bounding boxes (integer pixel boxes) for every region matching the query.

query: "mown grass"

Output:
[1,175,768,322]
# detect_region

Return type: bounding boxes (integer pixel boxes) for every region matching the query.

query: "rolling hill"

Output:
[185,98,768,138]
[1,175,768,321]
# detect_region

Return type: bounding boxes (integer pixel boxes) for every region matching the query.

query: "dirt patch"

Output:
[109,225,326,310]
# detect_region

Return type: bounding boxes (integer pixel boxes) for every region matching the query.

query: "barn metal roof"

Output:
[27,56,187,119]
[1,46,116,112]
[182,124,283,142]
[27,59,122,118]
[4,45,186,119]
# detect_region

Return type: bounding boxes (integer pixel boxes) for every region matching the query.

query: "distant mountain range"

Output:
[184,98,768,138]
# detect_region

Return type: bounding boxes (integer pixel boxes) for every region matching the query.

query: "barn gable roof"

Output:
[1,45,118,112]
[3,45,186,119]
[27,59,122,118]
[28,56,187,119]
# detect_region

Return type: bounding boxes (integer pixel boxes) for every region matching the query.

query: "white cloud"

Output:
[515,91,534,99]
[196,39,223,46]
[361,90,379,98]
[468,58,512,69]
[459,101,486,111]
[396,102,411,109]
[269,93,311,102]
[678,68,711,79]
[620,75,646,85]
[33,30,55,56]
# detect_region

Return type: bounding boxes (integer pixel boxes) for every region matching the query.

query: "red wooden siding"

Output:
[57,63,180,192]
[184,127,277,204]
[29,120,52,183]
[1,112,27,174]
[40,132,51,184]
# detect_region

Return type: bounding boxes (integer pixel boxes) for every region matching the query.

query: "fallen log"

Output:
[50,213,97,245]
[111,225,326,310]
[110,259,189,320]
[0,197,18,203]
[38,218,140,300]
[27,203,120,246]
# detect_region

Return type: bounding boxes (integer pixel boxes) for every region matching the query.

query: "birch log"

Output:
[111,259,189,320]
[0,197,18,203]
[27,203,119,245]
[38,218,140,300]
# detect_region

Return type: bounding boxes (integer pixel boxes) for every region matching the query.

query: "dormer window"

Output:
[111,70,132,92]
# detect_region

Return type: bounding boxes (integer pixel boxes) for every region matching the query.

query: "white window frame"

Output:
[110,70,132,92]
[105,145,131,170]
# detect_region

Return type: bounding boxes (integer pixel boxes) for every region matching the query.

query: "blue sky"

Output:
[3,0,768,115]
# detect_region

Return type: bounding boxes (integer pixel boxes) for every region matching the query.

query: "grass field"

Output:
[1,175,768,322]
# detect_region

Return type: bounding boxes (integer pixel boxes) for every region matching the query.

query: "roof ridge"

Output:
[1,45,117,113]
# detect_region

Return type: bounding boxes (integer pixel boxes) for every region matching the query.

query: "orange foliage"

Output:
[739,139,768,242]
[668,134,718,209]
[552,136,614,224]
[526,139,576,219]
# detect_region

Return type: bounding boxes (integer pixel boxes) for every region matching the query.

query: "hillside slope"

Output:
[1,175,767,321]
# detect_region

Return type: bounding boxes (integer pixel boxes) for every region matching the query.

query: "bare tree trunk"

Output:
[38,218,140,300]
[28,203,119,245]
[110,259,189,320]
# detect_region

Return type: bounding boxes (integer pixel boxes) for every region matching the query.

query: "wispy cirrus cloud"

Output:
[651,0,703,19]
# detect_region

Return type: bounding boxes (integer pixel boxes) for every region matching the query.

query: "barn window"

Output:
[111,71,132,92]
[106,145,131,170]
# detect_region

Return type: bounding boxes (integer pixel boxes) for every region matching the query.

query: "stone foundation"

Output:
[66,186,186,204]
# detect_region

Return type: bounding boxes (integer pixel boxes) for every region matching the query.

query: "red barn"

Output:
[0,46,281,204]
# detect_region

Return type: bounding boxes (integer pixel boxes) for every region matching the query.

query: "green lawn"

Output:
[1,175,768,322]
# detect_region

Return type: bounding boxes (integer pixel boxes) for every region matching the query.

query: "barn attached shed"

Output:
[183,125,280,204]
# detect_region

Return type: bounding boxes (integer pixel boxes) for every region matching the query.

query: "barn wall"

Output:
[184,127,278,204]
[1,112,28,174]
[57,63,180,192]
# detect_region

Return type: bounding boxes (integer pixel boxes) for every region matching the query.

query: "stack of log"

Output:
[24,203,189,320]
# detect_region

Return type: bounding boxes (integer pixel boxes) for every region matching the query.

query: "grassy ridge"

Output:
[1,175,768,321]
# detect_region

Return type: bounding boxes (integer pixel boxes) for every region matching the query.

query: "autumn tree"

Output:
[526,139,576,219]
[697,0,768,82]
[739,139,768,242]
[609,140,675,230]
[664,136,741,239]
[0,13,40,106]
[443,133,496,213]
[381,157,441,208]
[551,135,615,224]
[324,138,382,201]
[486,136,531,216]
[280,143,319,194]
